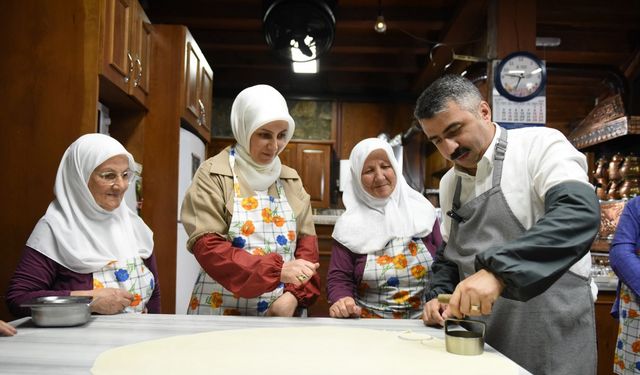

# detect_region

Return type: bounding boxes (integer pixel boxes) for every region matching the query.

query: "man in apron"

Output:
[415,75,600,375]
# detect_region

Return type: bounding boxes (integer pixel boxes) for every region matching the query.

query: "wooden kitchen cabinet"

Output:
[101,0,152,107]
[295,142,331,208]
[308,223,333,317]
[595,291,618,375]
[181,30,213,141]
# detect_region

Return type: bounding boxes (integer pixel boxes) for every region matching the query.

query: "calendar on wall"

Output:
[491,89,546,129]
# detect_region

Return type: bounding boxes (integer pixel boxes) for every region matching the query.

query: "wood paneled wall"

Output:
[0,0,101,321]
[337,102,414,159]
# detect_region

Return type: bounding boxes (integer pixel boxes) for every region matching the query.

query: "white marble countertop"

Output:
[0,314,530,374]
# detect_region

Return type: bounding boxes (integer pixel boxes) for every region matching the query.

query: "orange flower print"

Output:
[287,230,296,241]
[392,290,410,304]
[392,311,404,319]
[393,254,407,269]
[360,307,373,318]
[130,294,142,307]
[241,197,258,210]
[357,283,370,297]
[630,309,640,319]
[411,264,426,279]
[223,308,241,316]
[210,292,223,308]
[632,340,640,353]
[252,247,266,256]
[408,296,421,309]
[376,255,393,265]
[241,220,255,236]
[273,216,285,227]
[189,296,199,310]
[261,208,273,223]
[408,241,418,256]
[93,279,105,289]
[622,293,631,304]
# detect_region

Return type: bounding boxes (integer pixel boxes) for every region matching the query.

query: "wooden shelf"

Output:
[570,115,640,150]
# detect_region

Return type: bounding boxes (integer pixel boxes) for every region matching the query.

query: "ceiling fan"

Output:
[263,0,336,63]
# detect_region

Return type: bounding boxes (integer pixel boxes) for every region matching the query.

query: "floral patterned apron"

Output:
[614,283,640,374]
[188,147,297,316]
[92,257,155,313]
[356,237,433,319]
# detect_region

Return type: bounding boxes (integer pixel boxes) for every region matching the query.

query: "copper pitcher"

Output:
[609,153,624,181]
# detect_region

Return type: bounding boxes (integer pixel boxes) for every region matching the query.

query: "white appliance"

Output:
[97,102,111,135]
[175,127,206,314]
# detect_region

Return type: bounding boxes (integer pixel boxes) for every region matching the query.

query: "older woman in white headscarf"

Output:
[328,138,443,319]
[7,134,159,318]
[181,84,320,316]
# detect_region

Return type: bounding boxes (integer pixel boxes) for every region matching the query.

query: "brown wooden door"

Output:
[102,0,133,92]
[296,143,331,208]
[183,39,201,126]
[198,65,213,135]
[279,143,297,168]
[129,1,152,105]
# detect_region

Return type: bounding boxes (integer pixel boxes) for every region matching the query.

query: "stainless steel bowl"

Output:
[21,296,93,327]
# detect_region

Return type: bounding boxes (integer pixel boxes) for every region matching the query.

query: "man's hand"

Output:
[448,269,503,318]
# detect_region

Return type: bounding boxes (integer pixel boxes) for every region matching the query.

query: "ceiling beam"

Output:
[411,0,489,94]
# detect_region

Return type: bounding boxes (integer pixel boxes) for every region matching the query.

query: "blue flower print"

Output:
[232,236,246,248]
[230,148,236,156]
[257,300,269,313]
[618,340,624,349]
[114,269,129,282]
[150,278,155,290]
[269,195,275,203]
[635,361,640,371]
[622,310,628,319]
[387,277,399,287]
[276,235,288,246]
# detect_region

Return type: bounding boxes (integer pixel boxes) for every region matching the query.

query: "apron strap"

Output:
[491,128,508,187]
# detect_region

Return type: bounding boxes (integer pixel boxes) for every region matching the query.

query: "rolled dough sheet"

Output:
[91,326,519,374]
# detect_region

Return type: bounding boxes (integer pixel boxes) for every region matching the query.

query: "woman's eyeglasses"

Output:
[95,169,133,186]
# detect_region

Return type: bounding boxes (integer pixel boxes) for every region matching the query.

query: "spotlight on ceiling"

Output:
[374,0,387,33]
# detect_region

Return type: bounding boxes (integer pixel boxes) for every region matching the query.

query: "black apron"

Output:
[445,128,596,375]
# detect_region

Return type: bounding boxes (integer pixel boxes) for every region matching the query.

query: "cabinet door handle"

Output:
[124,52,133,83]
[134,58,142,87]
[198,99,206,127]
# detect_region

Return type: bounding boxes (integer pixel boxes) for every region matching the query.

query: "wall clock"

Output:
[494,51,546,102]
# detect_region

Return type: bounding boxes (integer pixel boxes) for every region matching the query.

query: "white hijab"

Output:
[230,84,295,191]
[26,134,153,273]
[332,138,437,254]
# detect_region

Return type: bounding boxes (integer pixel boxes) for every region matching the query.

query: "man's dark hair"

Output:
[414,74,483,120]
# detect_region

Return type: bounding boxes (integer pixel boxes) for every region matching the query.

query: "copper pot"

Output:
[621,154,640,179]
[620,178,640,198]
[609,153,624,181]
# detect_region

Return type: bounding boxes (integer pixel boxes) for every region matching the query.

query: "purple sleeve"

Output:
[421,218,443,259]
[327,240,366,304]
[5,247,79,318]
[143,253,162,313]
[610,198,640,298]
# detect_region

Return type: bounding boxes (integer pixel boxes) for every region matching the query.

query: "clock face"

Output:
[495,52,546,102]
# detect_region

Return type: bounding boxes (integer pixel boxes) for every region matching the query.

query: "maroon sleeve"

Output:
[143,253,161,313]
[421,218,443,259]
[327,240,366,304]
[192,233,284,298]
[5,247,76,318]
[284,235,321,307]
